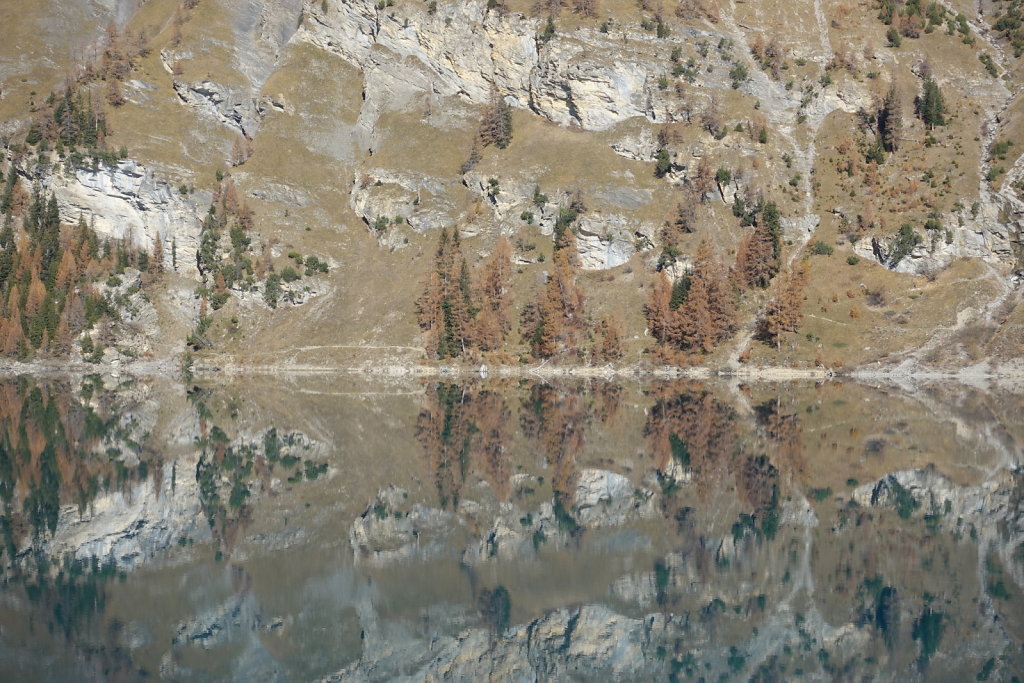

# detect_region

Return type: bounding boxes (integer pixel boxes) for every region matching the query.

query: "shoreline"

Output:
[0,356,1021,388]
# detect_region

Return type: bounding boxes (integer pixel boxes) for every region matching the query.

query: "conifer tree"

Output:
[150,233,164,274]
[3,307,23,356]
[596,315,623,360]
[673,239,735,353]
[757,259,810,346]
[106,78,125,107]
[734,201,781,289]
[479,87,513,149]
[417,228,472,359]
[472,237,513,351]
[644,270,673,344]
[526,218,586,358]
[691,156,716,203]
[878,81,902,152]
[675,265,716,353]
[917,77,945,129]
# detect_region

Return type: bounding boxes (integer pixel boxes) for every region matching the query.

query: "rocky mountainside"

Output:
[0,0,1022,374]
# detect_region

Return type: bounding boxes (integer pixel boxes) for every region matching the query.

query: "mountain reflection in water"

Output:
[0,375,1020,681]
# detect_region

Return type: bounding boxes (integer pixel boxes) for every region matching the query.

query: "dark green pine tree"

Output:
[918,77,946,129]
[760,201,783,261]
[40,195,62,283]
[878,82,902,152]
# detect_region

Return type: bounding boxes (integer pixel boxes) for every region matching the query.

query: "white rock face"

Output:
[457,175,651,270]
[575,214,640,270]
[301,1,536,106]
[44,160,203,274]
[173,80,262,138]
[349,169,461,246]
[298,0,664,132]
[33,455,207,570]
[850,211,1010,275]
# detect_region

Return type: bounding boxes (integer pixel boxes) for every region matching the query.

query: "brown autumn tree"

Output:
[691,155,716,203]
[472,237,513,351]
[478,86,512,149]
[733,201,782,290]
[674,267,716,353]
[150,233,164,274]
[54,250,78,292]
[106,78,125,107]
[757,258,810,346]
[700,96,724,135]
[663,200,696,248]
[3,307,23,356]
[645,269,674,344]
[230,135,253,166]
[527,227,586,358]
[573,0,598,17]
[25,276,47,319]
[595,315,624,361]
[672,238,736,353]
[416,228,472,358]
[473,304,503,353]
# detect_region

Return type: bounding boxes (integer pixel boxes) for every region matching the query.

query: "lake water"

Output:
[0,374,1021,681]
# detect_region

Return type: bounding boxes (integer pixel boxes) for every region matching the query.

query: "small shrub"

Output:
[847,255,859,265]
[532,186,548,207]
[729,63,749,88]
[979,53,999,78]
[811,240,834,255]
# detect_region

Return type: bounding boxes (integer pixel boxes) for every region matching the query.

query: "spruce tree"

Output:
[879,82,902,152]
[917,77,945,129]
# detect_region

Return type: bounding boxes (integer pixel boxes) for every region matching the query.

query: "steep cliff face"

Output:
[41,160,204,274]
[299,2,538,116]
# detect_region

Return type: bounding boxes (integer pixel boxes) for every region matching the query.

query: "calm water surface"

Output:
[0,375,1021,681]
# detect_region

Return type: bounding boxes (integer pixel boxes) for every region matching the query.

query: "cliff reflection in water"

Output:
[0,375,1020,681]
